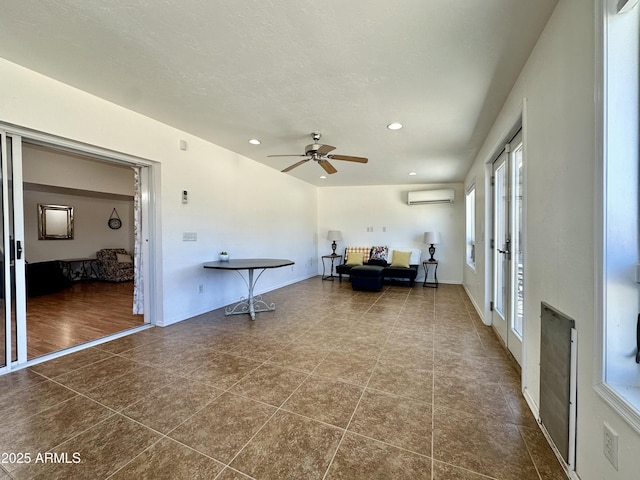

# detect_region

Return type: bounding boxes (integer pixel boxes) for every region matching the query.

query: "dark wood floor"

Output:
[26,281,145,359]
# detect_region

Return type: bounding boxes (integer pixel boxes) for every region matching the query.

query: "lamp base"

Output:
[428,244,436,262]
[331,241,337,255]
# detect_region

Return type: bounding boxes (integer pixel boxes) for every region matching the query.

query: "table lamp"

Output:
[424,232,441,261]
[327,230,342,255]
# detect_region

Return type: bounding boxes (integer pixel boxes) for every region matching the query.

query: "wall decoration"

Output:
[38,204,74,240]
[108,208,122,230]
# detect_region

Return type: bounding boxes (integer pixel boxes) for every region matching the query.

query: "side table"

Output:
[423,260,439,288]
[322,254,342,281]
[58,258,99,282]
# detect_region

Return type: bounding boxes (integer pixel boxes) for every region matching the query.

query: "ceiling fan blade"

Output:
[319,159,338,174]
[268,154,306,158]
[281,159,309,172]
[328,154,368,163]
[315,144,336,155]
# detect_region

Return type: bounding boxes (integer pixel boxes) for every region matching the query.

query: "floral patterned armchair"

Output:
[96,248,134,282]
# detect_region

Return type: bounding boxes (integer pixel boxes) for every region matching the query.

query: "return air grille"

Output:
[539,302,576,466]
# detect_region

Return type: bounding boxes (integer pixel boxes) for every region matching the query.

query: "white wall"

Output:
[463,0,640,479]
[318,183,464,284]
[161,140,319,324]
[0,56,319,327]
[22,142,134,196]
[23,189,134,263]
[22,143,135,262]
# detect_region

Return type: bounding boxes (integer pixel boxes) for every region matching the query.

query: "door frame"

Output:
[0,121,160,372]
[490,128,524,366]
[1,131,28,370]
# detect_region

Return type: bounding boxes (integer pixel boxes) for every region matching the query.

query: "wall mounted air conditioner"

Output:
[407,189,455,205]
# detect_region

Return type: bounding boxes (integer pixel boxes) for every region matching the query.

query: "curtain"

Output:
[132,166,143,314]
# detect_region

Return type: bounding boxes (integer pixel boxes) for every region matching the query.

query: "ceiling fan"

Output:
[268,132,368,174]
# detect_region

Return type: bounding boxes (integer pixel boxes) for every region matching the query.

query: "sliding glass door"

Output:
[1,131,27,371]
[0,124,155,371]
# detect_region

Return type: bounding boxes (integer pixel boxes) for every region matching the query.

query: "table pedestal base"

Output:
[225,295,275,320]
[204,259,294,321]
[225,267,278,320]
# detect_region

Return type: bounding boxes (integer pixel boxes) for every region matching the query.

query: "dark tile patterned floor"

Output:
[0,278,567,479]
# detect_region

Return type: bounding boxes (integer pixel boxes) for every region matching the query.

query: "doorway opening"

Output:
[1,127,156,371]
[23,142,145,358]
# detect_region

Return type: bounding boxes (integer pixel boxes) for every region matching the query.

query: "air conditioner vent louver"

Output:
[407,189,454,205]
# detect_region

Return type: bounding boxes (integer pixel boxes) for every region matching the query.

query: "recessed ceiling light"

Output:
[248,138,261,145]
[320,175,327,179]
[387,122,403,130]
[409,172,417,176]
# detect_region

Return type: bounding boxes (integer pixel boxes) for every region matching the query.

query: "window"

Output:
[596,0,640,431]
[465,184,476,269]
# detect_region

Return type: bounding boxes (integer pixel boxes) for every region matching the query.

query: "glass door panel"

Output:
[0,132,7,369]
[492,130,524,366]
[512,142,524,339]
[1,131,26,370]
[492,152,509,345]
[7,135,17,364]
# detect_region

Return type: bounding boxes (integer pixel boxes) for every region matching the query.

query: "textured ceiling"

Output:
[0,0,558,186]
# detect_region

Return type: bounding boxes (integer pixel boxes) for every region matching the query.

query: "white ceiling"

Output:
[0,0,557,187]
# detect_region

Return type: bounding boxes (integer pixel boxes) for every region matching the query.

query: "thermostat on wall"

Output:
[182,190,188,204]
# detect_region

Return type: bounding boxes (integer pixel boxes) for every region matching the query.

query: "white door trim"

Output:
[0,122,161,364]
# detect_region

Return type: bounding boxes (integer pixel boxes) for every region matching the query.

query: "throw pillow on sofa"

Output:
[369,246,389,262]
[116,253,133,263]
[390,250,412,268]
[347,254,363,265]
[345,247,368,265]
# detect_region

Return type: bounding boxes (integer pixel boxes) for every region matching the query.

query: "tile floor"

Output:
[0,278,567,479]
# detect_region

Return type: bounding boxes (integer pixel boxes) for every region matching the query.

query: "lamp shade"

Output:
[327,230,343,241]
[424,232,441,244]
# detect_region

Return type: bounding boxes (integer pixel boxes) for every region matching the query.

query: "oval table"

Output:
[203,258,294,320]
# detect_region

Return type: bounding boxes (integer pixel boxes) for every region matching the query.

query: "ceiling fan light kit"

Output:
[268,132,368,174]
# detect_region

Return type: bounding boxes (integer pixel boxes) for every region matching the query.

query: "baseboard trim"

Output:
[523,385,540,420]
[524,386,576,480]
[160,273,318,327]
[462,283,485,323]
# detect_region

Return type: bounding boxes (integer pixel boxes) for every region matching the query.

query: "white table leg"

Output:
[247,268,256,320]
[224,268,276,320]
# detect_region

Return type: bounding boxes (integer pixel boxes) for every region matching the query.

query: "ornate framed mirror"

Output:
[38,204,74,240]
